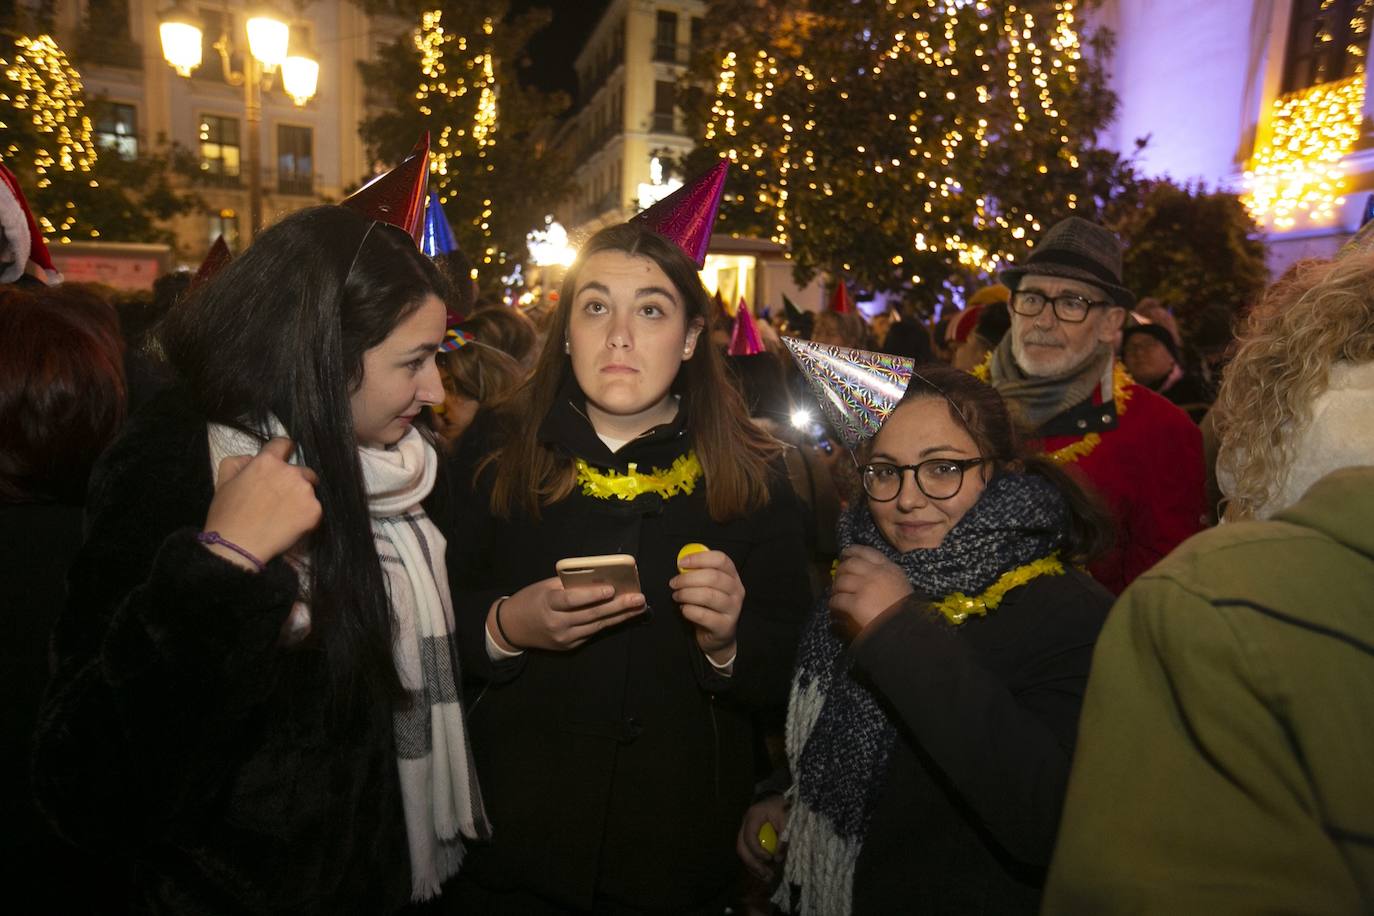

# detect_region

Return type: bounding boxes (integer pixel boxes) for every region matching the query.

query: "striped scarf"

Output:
[208,421,489,900]
[774,472,1067,915]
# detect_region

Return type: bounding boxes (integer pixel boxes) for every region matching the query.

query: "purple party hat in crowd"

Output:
[631,159,728,268]
[728,298,765,356]
[782,337,914,450]
[341,133,430,247]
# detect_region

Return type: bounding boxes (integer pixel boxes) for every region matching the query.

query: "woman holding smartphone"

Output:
[34,202,487,913]
[442,168,812,913]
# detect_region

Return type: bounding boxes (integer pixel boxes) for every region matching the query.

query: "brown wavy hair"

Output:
[1214,252,1374,520]
[484,222,780,522]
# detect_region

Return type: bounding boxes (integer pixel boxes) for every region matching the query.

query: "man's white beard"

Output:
[1012,333,1101,379]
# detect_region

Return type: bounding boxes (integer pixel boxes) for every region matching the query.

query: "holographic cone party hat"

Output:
[341,132,430,246]
[631,159,728,268]
[781,337,914,450]
[727,298,765,356]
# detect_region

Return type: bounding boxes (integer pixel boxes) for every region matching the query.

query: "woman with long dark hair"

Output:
[739,360,1114,915]
[34,204,486,913]
[442,217,812,913]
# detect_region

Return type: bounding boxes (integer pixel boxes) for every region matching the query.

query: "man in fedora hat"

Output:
[987,217,1204,593]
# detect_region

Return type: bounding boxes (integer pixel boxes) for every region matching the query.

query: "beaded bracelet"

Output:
[195,531,266,573]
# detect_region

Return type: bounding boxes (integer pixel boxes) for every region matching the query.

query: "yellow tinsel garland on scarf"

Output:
[932,554,1066,625]
[969,354,1133,465]
[575,450,703,501]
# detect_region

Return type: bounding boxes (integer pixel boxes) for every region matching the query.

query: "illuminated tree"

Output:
[681,0,1137,304]
[0,30,197,246]
[358,2,574,279]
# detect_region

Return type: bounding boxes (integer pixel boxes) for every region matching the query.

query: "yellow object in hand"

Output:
[758,821,779,854]
[676,542,709,573]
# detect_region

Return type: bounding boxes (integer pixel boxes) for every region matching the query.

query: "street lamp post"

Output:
[158,2,318,241]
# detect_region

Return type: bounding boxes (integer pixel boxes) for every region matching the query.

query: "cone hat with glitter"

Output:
[189,234,232,291]
[631,159,728,268]
[341,132,430,246]
[782,337,914,450]
[728,298,765,356]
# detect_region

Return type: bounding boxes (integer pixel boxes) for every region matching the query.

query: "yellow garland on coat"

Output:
[933,554,1066,625]
[968,354,1134,465]
[575,450,703,501]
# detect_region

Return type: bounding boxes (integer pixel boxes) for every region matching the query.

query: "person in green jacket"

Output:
[1044,465,1374,914]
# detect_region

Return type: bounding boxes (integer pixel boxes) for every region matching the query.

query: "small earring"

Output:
[563,340,571,354]
[683,347,692,357]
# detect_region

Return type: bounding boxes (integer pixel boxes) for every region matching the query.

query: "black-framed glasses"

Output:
[1010,289,1110,324]
[858,457,987,502]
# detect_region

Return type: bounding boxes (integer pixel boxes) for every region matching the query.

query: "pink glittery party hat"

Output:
[341,133,430,247]
[632,159,728,268]
[728,298,765,356]
[781,337,914,450]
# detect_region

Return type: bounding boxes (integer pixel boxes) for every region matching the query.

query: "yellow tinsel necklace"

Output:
[970,354,1133,465]
[575,450,703,501]
[932,554,1066,625]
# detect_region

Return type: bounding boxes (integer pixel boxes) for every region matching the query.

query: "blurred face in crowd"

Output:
[865,396,988,551]
[1123,332,1177,387]
[1010,274,1126,377]
[567,250,702,437]
[350,293,447,448]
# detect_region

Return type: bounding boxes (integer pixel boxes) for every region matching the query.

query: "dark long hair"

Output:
[876,364,1114,564]
[161,206,444,715]
[486,222,780,522]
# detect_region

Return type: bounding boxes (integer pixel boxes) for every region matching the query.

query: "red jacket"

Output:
[1035,376,1205,594]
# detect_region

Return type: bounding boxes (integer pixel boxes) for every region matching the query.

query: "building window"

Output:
[654,10,678,62]
[277,124,313,195]
[94,102,138,160]
[197,7,244,83]
[690,17,703,51]
[652,80,677,133]
[199,114,241,184]
[209,209,240,252]
[1283,0,1374,93]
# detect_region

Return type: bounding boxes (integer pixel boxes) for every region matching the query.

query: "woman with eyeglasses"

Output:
[739,363,1115,916]
[32,205,488,913]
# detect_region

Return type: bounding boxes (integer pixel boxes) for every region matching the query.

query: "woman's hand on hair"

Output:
[204,437,322,569]
[828,545,913,641]
[670,549,745,664]
[491,577,647,652]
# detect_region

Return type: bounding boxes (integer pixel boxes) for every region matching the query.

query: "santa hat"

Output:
[781,337,914,450]
[0,164,61,285]
[631,159,728,268]
[727,298,765,356]
[341,133,430,247]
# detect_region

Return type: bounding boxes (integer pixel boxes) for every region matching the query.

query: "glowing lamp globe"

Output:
[246,13,289,69]
[158,6,203,77]
[282,53,319,106]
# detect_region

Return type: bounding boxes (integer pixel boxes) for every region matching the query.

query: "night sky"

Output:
[509,0,612,99]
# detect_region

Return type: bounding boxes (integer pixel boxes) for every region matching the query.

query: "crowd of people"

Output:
[2,144,1372,916]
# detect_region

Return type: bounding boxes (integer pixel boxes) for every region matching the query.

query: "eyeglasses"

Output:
[1010,289,1110,324]
[858,457,987,502]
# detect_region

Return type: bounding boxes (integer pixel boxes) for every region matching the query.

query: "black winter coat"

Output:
[845,568,1110,915]
[441,388,812,911]
[31,389,412,915]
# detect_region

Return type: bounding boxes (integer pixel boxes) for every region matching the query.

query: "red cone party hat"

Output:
[632,159,728,268]
[341,133,430,246]
[828,280,855,314]
[728,298,765,356]
[189,235,232,290]
[782,337,914,450]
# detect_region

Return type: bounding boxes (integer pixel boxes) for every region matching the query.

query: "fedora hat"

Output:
[1000,217,1136,309]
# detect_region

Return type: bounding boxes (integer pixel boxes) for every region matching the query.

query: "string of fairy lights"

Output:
[0,34,100,242]
[702,0,1084,279]
[415,10,501,266]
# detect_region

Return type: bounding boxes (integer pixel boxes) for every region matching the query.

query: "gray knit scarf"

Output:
[775,472,1068,916]
[988,335,1111,433]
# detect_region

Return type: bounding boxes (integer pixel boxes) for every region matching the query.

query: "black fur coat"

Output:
[32,388,411,915]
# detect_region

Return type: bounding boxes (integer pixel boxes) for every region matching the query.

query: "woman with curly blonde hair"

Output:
[1213,251,1374,521]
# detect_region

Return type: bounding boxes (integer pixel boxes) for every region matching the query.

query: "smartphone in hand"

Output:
[555,554,641,599]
